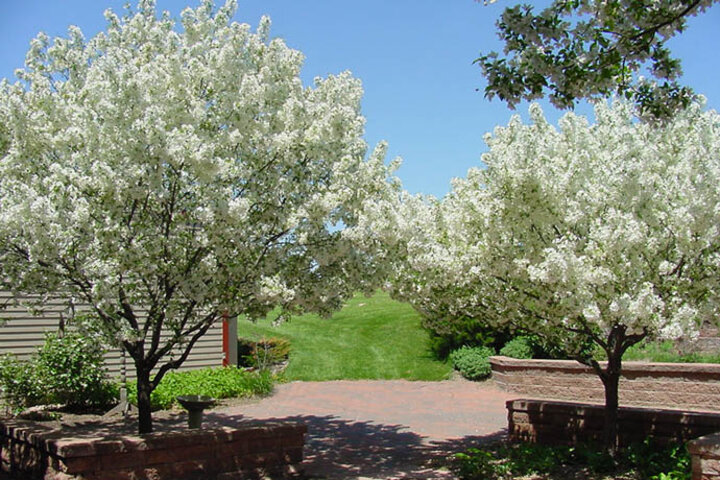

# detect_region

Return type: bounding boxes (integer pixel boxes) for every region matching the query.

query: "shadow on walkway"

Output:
[217,413,506,479]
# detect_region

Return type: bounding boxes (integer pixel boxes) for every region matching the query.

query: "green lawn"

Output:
[237,291,452,381]
[621,339,720,364]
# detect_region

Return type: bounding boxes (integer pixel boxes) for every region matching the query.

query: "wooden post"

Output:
[222,314,237,367]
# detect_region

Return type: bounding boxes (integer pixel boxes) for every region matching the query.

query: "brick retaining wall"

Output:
[0,419,306,480]
[492,356,720,411]
[507,399,720,447]
[689,433,720,480]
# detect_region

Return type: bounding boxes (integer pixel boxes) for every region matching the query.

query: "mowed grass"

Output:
[237,291,452,381]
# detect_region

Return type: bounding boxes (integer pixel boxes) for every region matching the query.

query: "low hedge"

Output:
[127,366,274,410]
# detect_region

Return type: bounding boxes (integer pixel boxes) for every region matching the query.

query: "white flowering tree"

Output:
[0,0,392,433]
[373,101,720,452]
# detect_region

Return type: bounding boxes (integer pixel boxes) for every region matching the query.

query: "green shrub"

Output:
[449,346,495,380]
[0,355,48,410]
[36,332,117,408]
[505,442,574,476]
[421,314,586,362]
[422,315,513,359]
[508,332,600,361]
[238,337,291,370]
[453,442,571,480]
[0,332,116,411]
[127,366,274,410]
[499,336,533,359]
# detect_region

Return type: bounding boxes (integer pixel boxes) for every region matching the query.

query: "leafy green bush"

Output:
[449,346,495,380]
[512,332,601,361]
[451,440,691,480]
[0,332,116,411]
[421,314,588,362]
[506,442,576,476]
[36,332,117,408]
[499,336,533,359]
[422,315,513,359]
[127,366,274,410]
[0,355,48,410]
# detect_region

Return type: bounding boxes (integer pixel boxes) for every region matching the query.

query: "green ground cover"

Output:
[237,291,452,381]
[451,439,690,480]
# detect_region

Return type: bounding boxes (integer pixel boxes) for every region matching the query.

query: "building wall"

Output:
[0,291,225,379]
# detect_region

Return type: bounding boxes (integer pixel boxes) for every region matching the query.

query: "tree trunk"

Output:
[600,351,622,455]
[136,369,154,434]
[581,324,646,457]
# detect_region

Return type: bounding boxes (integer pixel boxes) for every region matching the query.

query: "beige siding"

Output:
[0,290,224,379]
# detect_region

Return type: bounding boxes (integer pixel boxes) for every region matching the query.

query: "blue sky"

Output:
[1,1,719,198]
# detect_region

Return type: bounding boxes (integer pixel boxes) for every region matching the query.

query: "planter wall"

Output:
[491,355,720,412]
[507,399,720,447]
[0,419,306,480]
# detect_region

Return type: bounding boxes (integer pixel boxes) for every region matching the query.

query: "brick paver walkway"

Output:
[211,379,514,479]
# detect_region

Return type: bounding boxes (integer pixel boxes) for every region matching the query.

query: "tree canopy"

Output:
[477,0,718,120]
[370,100,720,451]
[0,0,393,433]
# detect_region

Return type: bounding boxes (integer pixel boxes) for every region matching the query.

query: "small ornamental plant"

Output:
[449,346,495,380]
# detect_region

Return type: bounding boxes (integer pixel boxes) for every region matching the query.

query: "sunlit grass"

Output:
[237,291,452,381]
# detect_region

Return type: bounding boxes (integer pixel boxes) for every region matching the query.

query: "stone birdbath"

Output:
[176,395,216,429]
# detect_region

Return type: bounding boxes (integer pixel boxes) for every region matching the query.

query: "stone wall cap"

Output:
[508,398,720,419]
[2,420,308,458]
[490,355,720,374]
[688,432,720,455]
